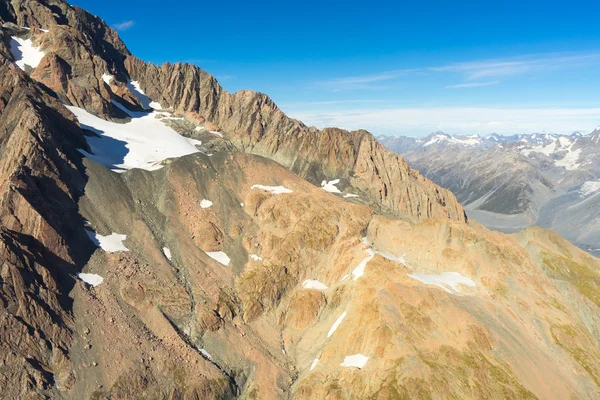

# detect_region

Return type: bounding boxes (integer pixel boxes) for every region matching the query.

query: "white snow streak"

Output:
[310,358,319,371]
[407,272,476,294]
[351,249,375,280]
[127,80,162,110]
[250,184,293,194]
[350,237,408,280]
[198,348,212,360]
[327,311,347,337]
[163,247,172,260]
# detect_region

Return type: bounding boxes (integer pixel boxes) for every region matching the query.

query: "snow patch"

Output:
[344,193,359,198]
[558,136,572,147]
[9,36,45,70]
[102,73,113,85]
[521,141,556,157]
[408,271,476,294]
[327,311,347,337]
[206,251,230,266]
[210,131,224,138]
[302,280,328,290]
[86,230,129,252]
[200,199,213,208]
[163,247,172,260]
[250,254,263,261]
[77,273,104,287]
[67,104,200,172]
[321,179,342,193]
[555,145,582,170]
[250,184,293,194]
[340,354,369,369]
[580,181,600,197]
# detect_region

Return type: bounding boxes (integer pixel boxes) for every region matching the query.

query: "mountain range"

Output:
[1,1,600,399]
[379,129,600,256]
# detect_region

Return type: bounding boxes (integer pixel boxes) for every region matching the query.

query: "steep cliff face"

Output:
[0,32,90,398]
[125,57,466,222]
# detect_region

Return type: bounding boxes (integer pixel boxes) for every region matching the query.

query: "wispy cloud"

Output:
[286,106,600,136]
[112,20,135,31]
[318,51,600,90]
[445,81,499,89]
[281,99,385,107]
[327,70,415,85]
[316,69,417,91]
[431,53,600,80]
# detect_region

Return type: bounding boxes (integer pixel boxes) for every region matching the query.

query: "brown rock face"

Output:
[1,0,142,118]
[125,57,467,223]
[0,51,89,399]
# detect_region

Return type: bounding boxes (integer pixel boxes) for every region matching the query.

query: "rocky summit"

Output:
[1,1,600,399]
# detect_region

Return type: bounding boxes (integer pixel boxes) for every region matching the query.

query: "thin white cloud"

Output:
[432,53,600,80]
[326,69,416,85]
[445,81,499,89]
[113,20,135,31]
[286,106,600,136]
[280,99,385,107]
[318,51,600,90]
[316,69,417,90]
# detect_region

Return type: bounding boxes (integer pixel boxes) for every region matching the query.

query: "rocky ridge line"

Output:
[124,57,467,223]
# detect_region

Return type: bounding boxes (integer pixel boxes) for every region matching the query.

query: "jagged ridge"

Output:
[124,57,467,223]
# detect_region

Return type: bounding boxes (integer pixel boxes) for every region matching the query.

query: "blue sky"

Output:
[74,0,600,136]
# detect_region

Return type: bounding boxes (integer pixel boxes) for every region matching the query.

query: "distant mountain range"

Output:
[378,128,600,255]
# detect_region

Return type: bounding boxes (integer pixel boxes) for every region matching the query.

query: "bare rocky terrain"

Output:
[1,1,600,399]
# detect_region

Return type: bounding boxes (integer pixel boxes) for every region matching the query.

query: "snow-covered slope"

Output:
[67,102,202,172]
